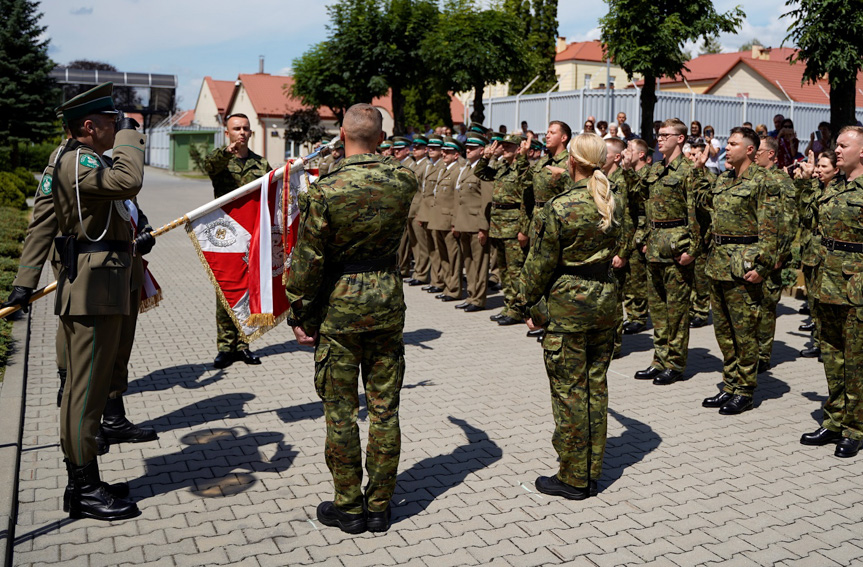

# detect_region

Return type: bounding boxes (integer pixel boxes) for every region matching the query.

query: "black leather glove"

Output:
[135,231,155,255]
[2,286,34,313]
[117,117,140,131]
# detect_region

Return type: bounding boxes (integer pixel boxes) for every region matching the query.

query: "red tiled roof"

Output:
[174,109,194,126]
[729,57,863,106]
[204,76,235,114]
[555,40,606,63]
[635,48,799,86]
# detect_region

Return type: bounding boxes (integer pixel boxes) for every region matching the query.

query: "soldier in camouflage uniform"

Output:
[698,127,781,415]
[622,139,651,334]
[688,140,715,328]
[631,119,702,386]
[797,126,863,458]
[476,134,529,325]
[286,104,417,533]
[753,136,797,373]
[203,113,270,369]
[516,133,621,500]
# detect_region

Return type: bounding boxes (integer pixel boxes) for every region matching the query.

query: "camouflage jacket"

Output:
[608,167,637,260]
[476,156,523,239]
[203,147,271,198]
[284,154,417,334]
[631,165,650,248]
[813,173,863,306]
[765,166,797,265]
[515,179,622,333]
[517,150,575,235]
[632,154,703,263]
[700,163,781,282]
[797,178,823,267]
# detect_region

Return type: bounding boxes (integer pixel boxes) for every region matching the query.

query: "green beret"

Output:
[55,82,118,123]
[465,133,489,147]
[391,136,412,148]
[442,136,465,153]
[412,135,428,146]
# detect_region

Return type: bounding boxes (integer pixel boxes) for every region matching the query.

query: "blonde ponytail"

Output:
[569,134,616,232]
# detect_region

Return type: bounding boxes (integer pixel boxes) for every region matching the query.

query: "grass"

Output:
[0,206,31,381]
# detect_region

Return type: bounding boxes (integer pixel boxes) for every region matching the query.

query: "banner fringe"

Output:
[138,290,162,313]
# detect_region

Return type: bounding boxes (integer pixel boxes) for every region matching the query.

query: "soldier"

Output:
[753,135,796,373]
[632,118,701,386]
[698,127,781,415]
[796,126,863,458]
[687,139,714,329]
[453,133,493,312]
[203,113,269,369]
[318,140,345,176]
[516,133,620,500]
[404,136,430,286]
[394,137,417,278]
[478,135,529,326]
[377,139,393,156]
[417,135,446,294]
[621,138,651,335]
[50,82,144,520]
[285,103,416,532]
[428,137,466,302]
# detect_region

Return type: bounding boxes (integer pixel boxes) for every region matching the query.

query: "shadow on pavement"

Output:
[756,365,791,405]
[764,339,803,372]
[686,346,724,375]
[404,328,443,350]
[13,518,79,548]
[392,416,501,524]
[620,331,654,357]
[802,390,827,424]
[136,393,256,435]
[128,363,229,395]
[130,426,296,501]
[602,407,662,490]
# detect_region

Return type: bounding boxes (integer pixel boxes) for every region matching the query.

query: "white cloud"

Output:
[69,6,92,15]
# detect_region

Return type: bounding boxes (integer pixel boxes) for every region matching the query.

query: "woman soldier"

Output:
[516,133,621,499]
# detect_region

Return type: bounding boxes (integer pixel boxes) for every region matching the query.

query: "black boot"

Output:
[63,459,130,512]
[57,369,66,408]
[65,459,140,520]
[100,397,158,445]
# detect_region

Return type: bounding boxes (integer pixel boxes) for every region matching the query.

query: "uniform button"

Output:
[139,139,144,144]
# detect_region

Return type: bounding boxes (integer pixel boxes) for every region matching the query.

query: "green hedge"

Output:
[0,206,30,372]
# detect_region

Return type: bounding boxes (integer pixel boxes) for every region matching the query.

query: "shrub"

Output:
[0,172,28,210]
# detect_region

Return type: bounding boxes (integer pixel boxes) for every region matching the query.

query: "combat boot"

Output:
[100,397,158,445]
[56,369,66,408]
[62,459,129,512]
[66,459,140,521]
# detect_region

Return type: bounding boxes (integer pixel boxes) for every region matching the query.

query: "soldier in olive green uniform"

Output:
[404,136,430,286]
[699,127,781,415]
[516,133,621,500]
[203,113,270,369]
[393,137,417,278]
[428,137,466,302]
[318,140,345,176]
[632,119,702,385]
[50,83,143,520]
[477,134,528,324]
[286,104,416,533]
[798,126,863,458]
[417,136,446,293]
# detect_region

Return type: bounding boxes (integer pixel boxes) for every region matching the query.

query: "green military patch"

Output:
[79,154,100,169]
[40,174,52,195]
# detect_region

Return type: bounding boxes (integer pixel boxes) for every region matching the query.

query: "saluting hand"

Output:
[796,150,816,180]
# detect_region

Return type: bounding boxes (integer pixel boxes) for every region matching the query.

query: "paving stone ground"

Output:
[9,166,863,566]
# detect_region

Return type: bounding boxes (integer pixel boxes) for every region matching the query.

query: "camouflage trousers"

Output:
[803,265,820,349]
[315,328,406,514]
[622,248,649,325]
[216,299,247,353]
[541,329,613,488]
[613,265,627,357]
[690,255,711,320]
[757,269,784,365]
[646,261,694,372]
[492,237,526,319]
[815,302,863,440]
[710,279,763,396]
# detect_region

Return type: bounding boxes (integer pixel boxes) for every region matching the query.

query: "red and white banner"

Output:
[127,199,162,313]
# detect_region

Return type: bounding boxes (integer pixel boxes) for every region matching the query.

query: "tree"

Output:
[505,0,560,94]
[284,107,328,147]
[291,41,356,125]
[783,0,863,132]
[61,60,143,109]
[421,0,529,124]
[0,0,59,168]
[739,38,763,52]
[699,35,723,55]
[600,1,743,146]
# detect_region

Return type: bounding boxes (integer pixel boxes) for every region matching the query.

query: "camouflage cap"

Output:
[427,135,444,147]
[502,134,525,145]
[442,136,466,153]
[412,135,429,146]
[55,82,119,123]
[464,133,489,147]
[333,140,345,149]
[391,136,412,148]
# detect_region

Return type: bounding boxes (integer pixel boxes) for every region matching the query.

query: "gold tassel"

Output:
[138,290,163,313]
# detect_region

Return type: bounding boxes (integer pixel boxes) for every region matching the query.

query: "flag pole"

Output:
[0,137,339,319]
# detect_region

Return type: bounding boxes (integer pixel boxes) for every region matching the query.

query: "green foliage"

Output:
[783,0,863,130]
[0,206,29,370]
[699,35,723,55]
[404,81,456,130]
[0,0,60,167]
[421,0,530,123]
[284,107,328,144]
[505,0,560,94]
[188,141,212,174]
[739,38,763,51]
[0,171,29,209]
[291,41,355,125]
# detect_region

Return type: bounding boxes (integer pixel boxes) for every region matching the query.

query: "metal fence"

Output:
[472,89,863,146]
[146,116,221,169]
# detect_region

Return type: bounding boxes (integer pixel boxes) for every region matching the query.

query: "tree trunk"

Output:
[471,82,485,124]
[10,143,20,170]
[640,73,657,148]
[830,77,857,135]
[391,86,406,136]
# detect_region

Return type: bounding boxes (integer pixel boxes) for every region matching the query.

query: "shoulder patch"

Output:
[79,154,100,169]
[40,174,52,196]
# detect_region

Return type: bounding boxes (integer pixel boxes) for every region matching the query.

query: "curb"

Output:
[0,312,30,567]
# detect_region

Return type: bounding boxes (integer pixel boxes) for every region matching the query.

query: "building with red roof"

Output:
[555,38,636,91]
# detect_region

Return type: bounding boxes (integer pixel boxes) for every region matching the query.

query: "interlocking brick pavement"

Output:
[8,166,863,566]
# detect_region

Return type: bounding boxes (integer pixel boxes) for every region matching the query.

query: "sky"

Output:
[37,0,793,111]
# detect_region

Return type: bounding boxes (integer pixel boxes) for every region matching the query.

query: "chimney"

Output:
[556,36,567,54]
[259,55,265,74]
[751,45,764,60]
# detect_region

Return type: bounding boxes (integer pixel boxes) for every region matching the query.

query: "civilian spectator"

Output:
[583,119,596,134]
[616,112,627,127]
[768,114,784,138]
[604,123,619,139]
[456,124,467,144]
[596,120,609,137]
[521,120,529,134]
[777,119,802,168]
[703,125,722,174]
[806,121,833,158]
[755,124,769,138]
[742,121,753,129]
[499,124,507,134]
[687,121,703,145]
[620,123,638,141]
